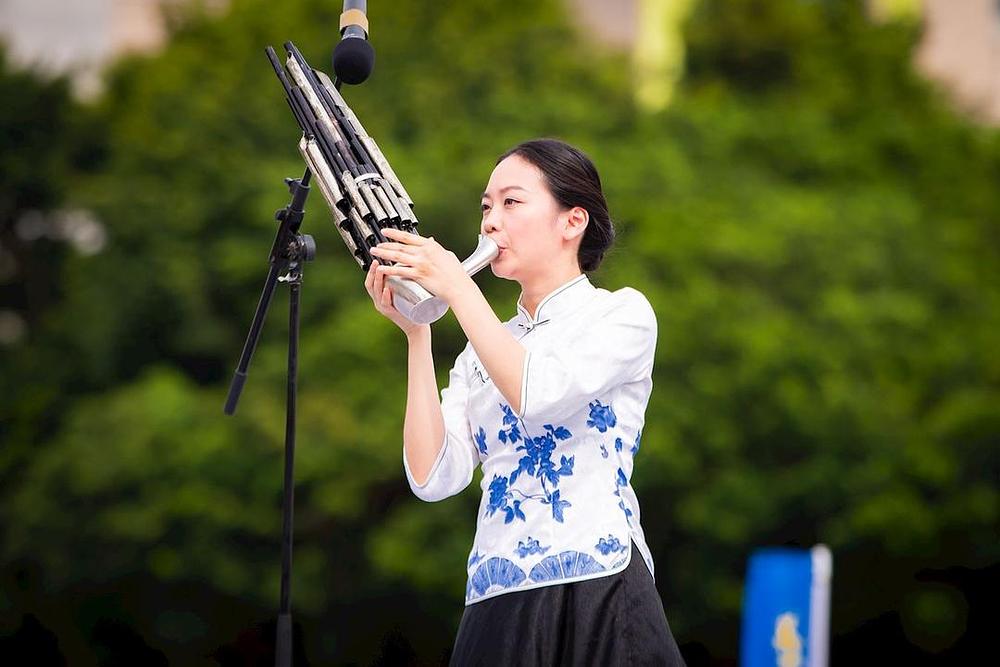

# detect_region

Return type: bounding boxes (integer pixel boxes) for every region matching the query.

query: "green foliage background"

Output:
[1,0,997,663]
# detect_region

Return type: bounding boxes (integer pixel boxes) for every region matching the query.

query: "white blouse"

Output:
[402,273,658,605]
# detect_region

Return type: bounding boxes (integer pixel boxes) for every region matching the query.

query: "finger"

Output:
[367,259,383,295]
[381,285,393,309]
[364,259,377,290]
[382,228,428,245]
[370,247,417,264]
[371,242,414,253]
[373,259,384,293]
[376,264,420,279]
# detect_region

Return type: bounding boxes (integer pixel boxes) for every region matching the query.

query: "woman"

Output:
[364,139,685,666]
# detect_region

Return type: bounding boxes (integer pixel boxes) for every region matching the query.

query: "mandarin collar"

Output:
[515,274,593,327]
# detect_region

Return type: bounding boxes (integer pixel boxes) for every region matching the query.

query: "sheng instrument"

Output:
[265,42,498,324]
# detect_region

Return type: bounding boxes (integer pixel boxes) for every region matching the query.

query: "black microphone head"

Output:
[333,38,375,85]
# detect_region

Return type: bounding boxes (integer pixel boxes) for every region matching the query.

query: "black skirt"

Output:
[449,541,686,666]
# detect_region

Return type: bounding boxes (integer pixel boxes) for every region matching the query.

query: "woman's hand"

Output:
[364,256,423,336]
[368,228,473,305]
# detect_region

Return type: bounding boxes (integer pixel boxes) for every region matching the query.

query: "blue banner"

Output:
[740,545,831,667]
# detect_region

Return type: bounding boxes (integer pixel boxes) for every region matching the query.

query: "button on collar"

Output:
[515,274,593,326]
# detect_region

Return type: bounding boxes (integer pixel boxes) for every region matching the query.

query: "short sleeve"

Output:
[403,342,480,502]
[517,288,657,424]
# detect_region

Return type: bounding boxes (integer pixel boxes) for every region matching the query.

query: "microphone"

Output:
[332,0,375,85]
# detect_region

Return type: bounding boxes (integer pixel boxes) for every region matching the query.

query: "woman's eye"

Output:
[481,203,490,212]
[504,198,518,206]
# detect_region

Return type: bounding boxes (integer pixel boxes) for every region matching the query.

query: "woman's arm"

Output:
[402,324,446,485]
[364,246,482,498]
[363,259,449,486]
[447,281,526,414]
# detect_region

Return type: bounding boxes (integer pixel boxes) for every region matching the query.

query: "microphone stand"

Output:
[224,167,315,667]
[228,18,374,660]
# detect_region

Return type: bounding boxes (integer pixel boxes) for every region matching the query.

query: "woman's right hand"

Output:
[364,259,422,336]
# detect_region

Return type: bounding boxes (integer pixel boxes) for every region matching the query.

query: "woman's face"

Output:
[480,154,573,282]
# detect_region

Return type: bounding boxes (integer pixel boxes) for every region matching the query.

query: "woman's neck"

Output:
[519,266,584,319]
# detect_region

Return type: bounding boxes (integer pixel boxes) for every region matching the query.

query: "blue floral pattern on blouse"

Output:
[586,400,617,432]
[595,535,626,555]
[485,474,525,524]
[529,551,606,582]
[514,536,551,558]
[470,396,643,600]
[497,404,522,444]
[483,404,575,524]
[582,401,637,526]
[613,467,634,524]
[468,557,527,598]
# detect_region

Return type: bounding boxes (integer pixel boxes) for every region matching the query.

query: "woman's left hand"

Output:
[368,228,472,304]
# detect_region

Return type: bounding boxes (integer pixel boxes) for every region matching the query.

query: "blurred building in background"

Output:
[570,0,1000,122]
[913,0,1000,124]
[0,0,221,97]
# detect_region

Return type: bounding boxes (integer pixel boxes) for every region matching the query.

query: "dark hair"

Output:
[496,138,615,272]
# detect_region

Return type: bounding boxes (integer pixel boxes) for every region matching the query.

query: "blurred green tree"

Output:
[0,45,107,485]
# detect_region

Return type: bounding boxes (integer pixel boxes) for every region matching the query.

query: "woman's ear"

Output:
[563,206,589,241]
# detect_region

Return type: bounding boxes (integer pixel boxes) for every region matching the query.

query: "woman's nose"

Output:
[481,208,501,235]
